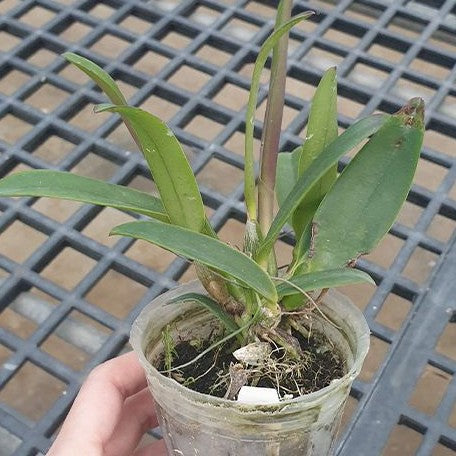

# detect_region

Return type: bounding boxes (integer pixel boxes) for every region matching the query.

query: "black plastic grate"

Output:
[0,0,455,455]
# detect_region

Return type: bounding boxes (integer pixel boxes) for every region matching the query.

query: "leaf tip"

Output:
[109,225,124,237]
[94,103,116,114]
[396,97,425,129]
[62,51,75,60]
[62,51,83,65]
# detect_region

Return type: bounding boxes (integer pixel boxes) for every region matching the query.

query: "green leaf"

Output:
[275,147,300,208]
[168,293,239,333]
[63,52,145,164]
[292,67,338,239]
[111,219,278,303]
[65,53,216,238]
[63,52,126,106]
[0,170,168,221]
[244,11,314,220]
[306,98,425,272]
[257,113,390,263]
[96,104,206,233]
[276,268,374,305]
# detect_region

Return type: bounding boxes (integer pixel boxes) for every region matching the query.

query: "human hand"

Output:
[48,352,167,456]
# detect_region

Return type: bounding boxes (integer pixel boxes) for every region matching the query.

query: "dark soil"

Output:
[156,329,345,400]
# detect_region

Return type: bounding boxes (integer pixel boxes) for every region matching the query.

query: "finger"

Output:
[48,352,151,455]
[104,388,159,456]
[133,440,168,456]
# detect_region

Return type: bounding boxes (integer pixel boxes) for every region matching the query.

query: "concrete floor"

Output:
[0,0,455,455]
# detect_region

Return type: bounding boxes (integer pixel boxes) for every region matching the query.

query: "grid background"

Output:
[0,0,455,455]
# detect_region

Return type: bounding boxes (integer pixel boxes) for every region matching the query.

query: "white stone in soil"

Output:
[237,386,280,405]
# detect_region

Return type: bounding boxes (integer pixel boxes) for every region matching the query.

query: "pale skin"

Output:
[48,352,167,456]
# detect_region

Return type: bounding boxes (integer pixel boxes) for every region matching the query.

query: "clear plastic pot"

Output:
[130,281,370,456]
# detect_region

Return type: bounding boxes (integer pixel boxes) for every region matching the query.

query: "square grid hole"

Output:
[438,92,456,121]
[427,213,456,243]
[105,122,138,151]
[85,269,148,319]
[409,52,452,81]
[32,197,82,222]
[40,309,111,371]
[66,101,110,133]
[89,34,131,59]
[348,62,389,91]
[87,2,115,19]
[184,113,226,141]
[222,16,260,42]
[387,13,427,40]
[160,29,193,49]
[0,220,47,263]
[131,49,171,75]
[195,41,234,66]
[402,246,440,285]
[390,76,435,105]
[58,62,91,85]
[59,20,93,43]
[436,317,456,361]
[0,67,31,95]
[0,0,20,15]
[25,130,77,164]
[424,127,455,159]
[223,129,261,160]
[244,1,277,19]
[213,83,249,111]
[409,364,452,416]
[0,113,34,144]
[188,5,221,26]
[432,443,456,456]
[340,394,360,434]
[383,422,423,456]
[139,93,181,122]
[0,343,13,364]
[81,207,134,247]
[125,240,177,273]
[197,157,243,195]
[0,30,21,52]
[302,47,345,72]
[364,233,404,270]
[376,293,413,332]
[25,45,59,68]
[358,335,390,383]
[19,5,56,28]
[396,201,423,229]
[322,22,364,48]
[24,84,70,114]
[0,304,39,340]
[40,247,97,290]
[71,151,119,181]
[0,286,59,342]
[428,27,456,54]
[167,65,212,93]
[119,13,154,34]
[0,361,66,421]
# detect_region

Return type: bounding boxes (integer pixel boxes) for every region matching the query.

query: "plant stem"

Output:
[258,0,293,237]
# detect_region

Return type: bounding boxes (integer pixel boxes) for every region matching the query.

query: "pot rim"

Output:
[130,280,370,413]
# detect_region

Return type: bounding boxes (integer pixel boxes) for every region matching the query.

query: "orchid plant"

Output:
[0,2,424,358]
